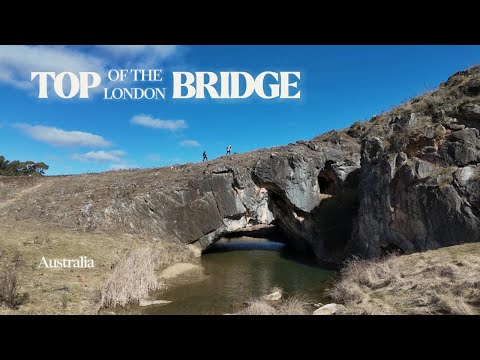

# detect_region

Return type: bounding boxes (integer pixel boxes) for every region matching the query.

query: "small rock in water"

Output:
[263,291,282,301]
[313,303,346,315]
[139,299,172,307]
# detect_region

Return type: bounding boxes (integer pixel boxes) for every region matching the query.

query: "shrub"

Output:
[276,296,310,315]
[236,295,310,315]
[99,247,163,308]
[328,254,399,305]
[0,252,29,309]
[236,300,277,315]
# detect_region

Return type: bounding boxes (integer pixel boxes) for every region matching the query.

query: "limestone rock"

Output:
[139,299,172,307]
[460,103,480,121]
[263,291,282,301]
[440,128,480,166]
[414,158,435,179]
[447,123,465,131]
[313,303,346,315]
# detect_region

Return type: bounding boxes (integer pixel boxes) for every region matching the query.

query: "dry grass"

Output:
[236,300,277,315]
[329,243,480,314]
[277,296,310,315]
[99,247,162,308]
[0,220,197,314]
[236,295,311,315]
[0,252,29,309]
[99,241,196,309]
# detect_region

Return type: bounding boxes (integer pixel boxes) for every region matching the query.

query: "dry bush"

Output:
[328,280,364,304]
[461,278,480,306]
[99,246,163,308]
[276,296,310,315]
[332,254,399,302]
[237,300,277,315]
[329,243,480,315]
[432,264,457,278]
[435,292,473,315]
[99,241,196,309]
[0,252,29,309]
[236,295,310,315]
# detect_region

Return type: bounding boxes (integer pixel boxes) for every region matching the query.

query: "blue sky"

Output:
[0,45,479,175]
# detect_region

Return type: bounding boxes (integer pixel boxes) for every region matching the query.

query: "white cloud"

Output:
[131,115,187,131]
[109,163,135,171]
[72,150,125,163]
[0,45,180,92]
[0,45,104,89]
[97,45,177,59]
[16,124,111,148]
[179,140,201,147]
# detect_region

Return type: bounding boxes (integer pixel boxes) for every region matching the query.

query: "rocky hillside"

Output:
[1,66,480,264]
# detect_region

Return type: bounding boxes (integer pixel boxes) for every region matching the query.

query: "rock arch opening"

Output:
[313,165,362,260]
[318,161,340,196]
[204,224,286,253]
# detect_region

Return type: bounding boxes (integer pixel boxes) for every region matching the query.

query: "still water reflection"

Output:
[141,241,336,315]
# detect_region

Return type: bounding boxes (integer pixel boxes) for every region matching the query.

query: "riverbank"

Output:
[2,218,480,315]
[329,243,480,315]
[0,220,202,314]
[136,241,335,315]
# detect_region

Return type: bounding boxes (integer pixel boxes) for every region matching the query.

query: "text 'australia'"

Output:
[38,256,95,269]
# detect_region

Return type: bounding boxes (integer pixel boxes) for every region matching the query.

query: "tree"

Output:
[0,155,49,176]
[34,162,49,175]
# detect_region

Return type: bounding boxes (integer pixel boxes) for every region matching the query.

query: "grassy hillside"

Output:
[329,243,480,314]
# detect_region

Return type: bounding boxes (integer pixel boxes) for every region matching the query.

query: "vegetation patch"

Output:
[0,155,49,176]
[236,293,311,315]
[0,252,29,309]
[329,243,480,314]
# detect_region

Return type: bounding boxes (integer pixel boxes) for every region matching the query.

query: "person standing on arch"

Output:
[226,145,232,155]
[202,151,208,162]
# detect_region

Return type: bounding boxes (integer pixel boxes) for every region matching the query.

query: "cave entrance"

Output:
[220,224,282,242]
[203,224,285,253]
[318,161,339,196]
[314,166,361,259]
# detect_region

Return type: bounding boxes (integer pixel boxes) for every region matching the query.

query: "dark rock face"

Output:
[347,67,480,258]
[350,139,480,258]
[2,65,480,264]
[440,128,480,166]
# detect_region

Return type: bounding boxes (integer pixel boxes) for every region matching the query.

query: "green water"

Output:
[141,242,336,315]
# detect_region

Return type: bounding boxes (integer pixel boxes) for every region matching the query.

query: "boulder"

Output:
[313,303,346,315]
[440,129,480,166]
[263,291,282,301]
[460,103,480,121]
